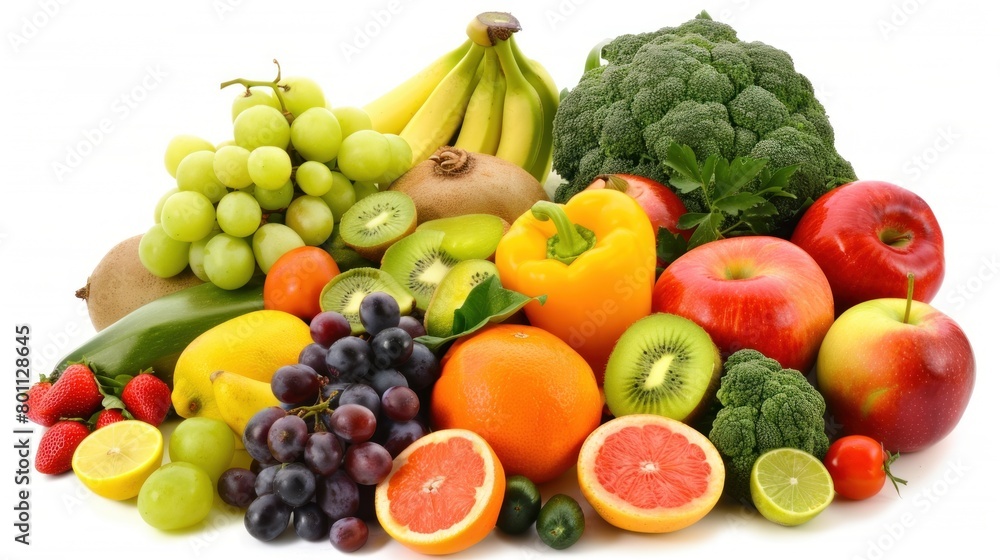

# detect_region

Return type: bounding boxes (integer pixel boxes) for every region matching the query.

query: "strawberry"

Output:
[34,364,103,427]
[25,380,53,426]
[35,421,91,475]
[94,409,128,429]
[121,373,171,426]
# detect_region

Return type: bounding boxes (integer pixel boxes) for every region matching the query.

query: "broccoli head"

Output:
[552,11,856,235]
[707,349,829,503]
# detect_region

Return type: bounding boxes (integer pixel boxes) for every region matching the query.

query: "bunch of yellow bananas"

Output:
[363,12,559,184]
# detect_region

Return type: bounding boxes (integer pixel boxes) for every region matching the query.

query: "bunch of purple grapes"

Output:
[218,292,439,552]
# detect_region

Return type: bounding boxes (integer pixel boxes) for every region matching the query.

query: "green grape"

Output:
[164,134,215,178]
[285,195,334,246]
[337,130,391,182]
[138,462,213,531]
[319,171,356,221]
[138,224,190,278]
[233,105,290,151]
[203,233,256,290]
[231,87,282,122]
[153,188,178,225]
[252,223,305,273]
[188,233,215,282]
[277,76,326,118]
[290,107,342,162]
[213,145,253,189]
[248,146,292,190]
[253,180,294,211]
[159,191,216,242]
[216,191,262,238]
[377,133,413,185]
[176,150,227,203]
[353,180,380,201]
[329,106,373,139]
[168,418,236,483]
[295,160,334,197]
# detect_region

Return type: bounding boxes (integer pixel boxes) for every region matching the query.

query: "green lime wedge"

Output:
[750,448,834,526]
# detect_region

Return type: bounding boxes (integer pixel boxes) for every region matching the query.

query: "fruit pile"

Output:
[24,9,977,558]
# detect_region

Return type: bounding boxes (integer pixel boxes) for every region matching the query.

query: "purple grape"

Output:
[310,311,352,347]
[381,419,429,458]
[396,315,426,339]
[369,368,408,397]
[316,470,359,521]
[344,442,393,486]
[329,516,368,552]
[370,327,413,368]
[298,343,329,377]
[304,432,344,476]
[338,383,380,418]
[293,503,330,541]
[325,336,372,382]
[244,407,288,463]
[218,468,257,508]
[330,404,377,444]
[268,415,309,463]
[273,463,317,507]
[250,455,279,474]
[399,342,439,391]
[244,493,292,542]
[359,292,400,335]
[254,464,280,496]
[271,364,322,404]
[380,386,420,422]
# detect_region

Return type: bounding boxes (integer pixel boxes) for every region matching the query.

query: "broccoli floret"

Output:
[552,12,856,235]
[708,349,829,503]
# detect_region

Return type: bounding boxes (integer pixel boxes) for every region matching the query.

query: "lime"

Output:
[496,475,542,535]
[71,420,164,501]
[536,494,584,549]
[750,448,834,526]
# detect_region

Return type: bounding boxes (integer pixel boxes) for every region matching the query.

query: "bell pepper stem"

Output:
[531,201,595,265]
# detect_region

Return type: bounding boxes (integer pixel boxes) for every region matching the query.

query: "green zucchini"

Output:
[53,277,264,385]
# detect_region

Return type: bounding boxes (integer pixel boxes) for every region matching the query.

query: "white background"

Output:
[2,0,997,558]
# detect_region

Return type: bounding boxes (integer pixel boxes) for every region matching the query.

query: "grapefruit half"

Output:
[374,429,505,555]
[578,414,725,533]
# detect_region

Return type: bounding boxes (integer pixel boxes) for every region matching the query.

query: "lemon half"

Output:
[72,420,164,501]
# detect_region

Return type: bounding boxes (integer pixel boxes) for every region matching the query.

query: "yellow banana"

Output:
[400,43,487,165]
[510,35,560,184]
[466,12,521,47]
[211,370,281,438]
[492,37,543,174]
[363,39,472,135]
[454,48,506,155]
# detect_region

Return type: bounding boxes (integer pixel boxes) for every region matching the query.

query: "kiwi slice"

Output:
[423,259,500,338]
[321,222,378,272]
[603,313,722,423]
[339,190,417,262]
[319,267,415,334]
[380,230,460,310]
[415,214,509,261]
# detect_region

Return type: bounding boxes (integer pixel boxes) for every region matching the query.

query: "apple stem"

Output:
[903,272,915,324]
[599,174,630,193]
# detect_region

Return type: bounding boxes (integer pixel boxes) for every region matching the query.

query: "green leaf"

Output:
[664,143,702,183]
[743,200,779,218]
[701,154,720,197]
[676,212,710,231]
[760,164,799,190]
[687,213,723,249]
[721,157,768,197]
[669,176,702,194]
[655,227,688,268]
[715,192,767,215]
[755,185,797,199]
[415,276,546,352]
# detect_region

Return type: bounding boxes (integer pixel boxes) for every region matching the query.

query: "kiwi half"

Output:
[380,230,459,310]
[415,214,509,261]
[319,267,415,334]
[339,190,417,262]
[603,313,722,423]
[423,259,500,338]
[321,222,378,272]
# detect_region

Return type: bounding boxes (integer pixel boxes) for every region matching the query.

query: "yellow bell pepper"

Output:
[495,188,657,383]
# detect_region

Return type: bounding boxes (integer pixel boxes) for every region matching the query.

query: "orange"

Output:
[577,414,725,533]
[375,429,505,555]
[430,324,603,484]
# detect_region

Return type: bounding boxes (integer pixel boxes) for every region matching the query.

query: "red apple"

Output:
[815,287,975,453]
[790,180,945,315]
[652,236,834,373]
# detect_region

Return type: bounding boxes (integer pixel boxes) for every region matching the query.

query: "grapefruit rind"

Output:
[577,414,725,533]
[375,428,505,555]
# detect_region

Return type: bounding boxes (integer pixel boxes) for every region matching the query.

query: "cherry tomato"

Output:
[824,435,907,500]
[264,246,340,321]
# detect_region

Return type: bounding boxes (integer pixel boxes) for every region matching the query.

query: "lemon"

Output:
[71,420,164,501]
[750,448,834,526]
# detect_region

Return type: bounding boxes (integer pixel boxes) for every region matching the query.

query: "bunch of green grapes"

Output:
[139,69,413,290]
